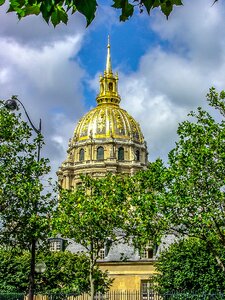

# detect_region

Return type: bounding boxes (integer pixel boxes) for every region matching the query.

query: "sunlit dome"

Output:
[74,105,144,143]
[58,36,148,189]
[73,37,144,144]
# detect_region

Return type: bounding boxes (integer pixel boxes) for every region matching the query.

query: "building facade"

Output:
[57,38,157,292]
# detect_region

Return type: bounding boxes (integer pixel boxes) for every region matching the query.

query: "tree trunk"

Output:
[90,266,95,300]
[89,242,95,300]
[28,239,36,300]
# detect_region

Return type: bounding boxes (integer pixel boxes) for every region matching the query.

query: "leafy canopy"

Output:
[0,248,110,294]
[153,238,225,294]
[156,87,225,271]
[127,159,168,249]
[53,174,130,256]
[0,101,55,249]
[52,174,130,298]
[2,0,183,27]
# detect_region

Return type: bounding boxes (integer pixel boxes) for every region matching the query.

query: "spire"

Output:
[96,36,121,106]
[106,35,112,74]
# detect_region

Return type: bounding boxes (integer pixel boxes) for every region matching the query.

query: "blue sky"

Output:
[0,0,225,180]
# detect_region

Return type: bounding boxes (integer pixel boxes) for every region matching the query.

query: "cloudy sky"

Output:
[0,0,225,180]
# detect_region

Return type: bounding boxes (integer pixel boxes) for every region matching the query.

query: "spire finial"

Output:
[106,35,112,74]
[97,36,121,105]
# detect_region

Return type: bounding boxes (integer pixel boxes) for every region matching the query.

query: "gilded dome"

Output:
[73,38,144,144]
[58,37,148,189]
[74,104,144,143]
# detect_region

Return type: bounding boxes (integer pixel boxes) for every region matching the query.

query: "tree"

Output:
[161,87,225,272]
[127,159,168,250]
[153,237,225,294]
[1,0,183,27]
[0,102,56,297]
[52,174,130,300]
[0,248,110,294]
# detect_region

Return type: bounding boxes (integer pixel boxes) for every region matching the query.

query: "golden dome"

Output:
[58,37,148,189]
[74,104,144,143]
[73,36,144,144]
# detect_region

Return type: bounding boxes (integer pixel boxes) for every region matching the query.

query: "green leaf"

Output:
[51,5,68,24]
[0,0,5,6]
[172,0,182,5]
[40,2,51,22]
[112,0,134,21]
[51,9,60,26]
[74,0,97,26]
[24,4,40,16]
[160,0,172,18]
[142,0,154,14]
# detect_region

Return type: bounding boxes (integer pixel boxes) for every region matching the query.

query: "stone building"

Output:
[57,38,158,293]
[57,37,148,189]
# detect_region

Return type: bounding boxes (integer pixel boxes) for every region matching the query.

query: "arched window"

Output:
[118,147,124,161]
[79,148,84,161]
[97,146,104,160]
[108,82,113,91]
[136,150,140,161]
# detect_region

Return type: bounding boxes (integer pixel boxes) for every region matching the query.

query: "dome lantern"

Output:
[97,36,121,106]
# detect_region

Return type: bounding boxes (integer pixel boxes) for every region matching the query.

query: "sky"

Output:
[0,0,225,181]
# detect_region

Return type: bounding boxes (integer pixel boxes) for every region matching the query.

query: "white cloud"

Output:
[117,0,225,162]
[0,4,86,46]
[1,0,225,179]
[0,13,88,181]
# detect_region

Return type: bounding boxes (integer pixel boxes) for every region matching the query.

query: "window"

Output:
[141,280,154,300]
[118,147,124,161]
[99,248,105,260]
[135,150,140,161]
[49,239,63,252]
[141,245,154,259]
[79,148,84,161]
[141,248,153,259]
[97,146,104,160]
[108,82,113,91]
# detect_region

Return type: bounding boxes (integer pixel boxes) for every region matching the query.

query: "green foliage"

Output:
[36,251,111,294]
[162,87,225,270]
[0,248,109,294]
[52,174,129,298]
[126,87,225,286]
[153,238,225,294]
[2,0,183,27]
[0,102,55,249]
[53,174,130,258]
[128,159,168,248]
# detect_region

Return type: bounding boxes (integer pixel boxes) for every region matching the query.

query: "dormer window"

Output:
[49,238,64,252]
[141,248,153,259]
[99,248,105,260]
[140,244,155,259]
